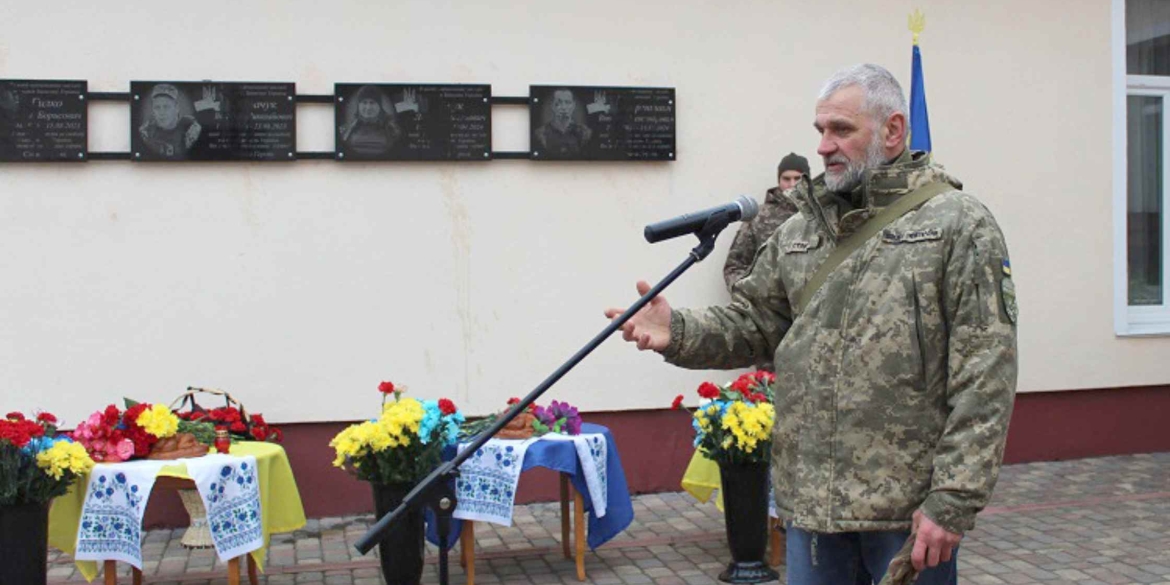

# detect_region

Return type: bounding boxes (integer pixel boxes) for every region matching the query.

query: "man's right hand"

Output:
[604,281,673,352]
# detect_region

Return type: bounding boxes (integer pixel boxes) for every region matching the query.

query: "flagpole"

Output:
[907,9,932,153]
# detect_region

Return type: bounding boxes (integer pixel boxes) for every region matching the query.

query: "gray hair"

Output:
[818,64,908,124]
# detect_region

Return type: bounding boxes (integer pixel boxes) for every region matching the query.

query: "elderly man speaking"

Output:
[605,63,1017,585]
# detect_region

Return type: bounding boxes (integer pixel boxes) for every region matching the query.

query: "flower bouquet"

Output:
[172,387,283,443]
[1,411,96,584]
[532,400,583,436]
[672,371,778,583]
[72,402,211,462]
[1,411,95,506]
[330,381,466,585]
[329,381,465,485]
[673,371,776,465]
[459,397,584,440]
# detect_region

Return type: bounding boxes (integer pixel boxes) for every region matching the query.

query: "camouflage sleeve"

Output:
[920,206,1018,534]
[722,220,759,290]
[662,233,792,369]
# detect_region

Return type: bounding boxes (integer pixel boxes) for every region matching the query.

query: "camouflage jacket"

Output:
[722,187,800,289]
[663,151,1018,534]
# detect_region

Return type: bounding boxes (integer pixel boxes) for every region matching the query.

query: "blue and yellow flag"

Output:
[908,10,932,152]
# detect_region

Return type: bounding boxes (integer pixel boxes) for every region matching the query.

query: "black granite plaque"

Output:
[0,80,87,162]
[335,83,491,161]
[530,85,674,161]
[130,81,295,161]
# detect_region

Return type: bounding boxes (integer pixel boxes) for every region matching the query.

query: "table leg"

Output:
[228,556,241,585]
[574,489,585,581]
[104,560,117,585]
[247,553,260,585]
[461,520,476,585]
[768,517,784,566]
[132,566,142,585]
[559,473,571,559]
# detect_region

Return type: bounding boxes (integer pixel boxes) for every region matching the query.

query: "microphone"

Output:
[643,195,760,243]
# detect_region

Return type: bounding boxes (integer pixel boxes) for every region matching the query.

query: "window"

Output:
[1115,0,1170,334]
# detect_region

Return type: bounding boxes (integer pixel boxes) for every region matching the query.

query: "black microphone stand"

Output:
[354,212,738,585]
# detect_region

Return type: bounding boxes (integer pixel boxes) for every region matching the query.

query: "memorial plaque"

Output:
[0,80,87,162]
[335,83,491,161]
[130,81,295,161]
[530,85,675,161]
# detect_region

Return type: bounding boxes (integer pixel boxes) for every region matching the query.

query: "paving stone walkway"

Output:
[47,452,1170,585]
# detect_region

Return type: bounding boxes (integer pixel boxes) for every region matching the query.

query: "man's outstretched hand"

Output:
[604,281,673,352]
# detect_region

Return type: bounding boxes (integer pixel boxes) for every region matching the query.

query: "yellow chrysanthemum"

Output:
[36,441,95,480]
[138,404,180,438]
[329,422,376,466]
[330,396,434,469]
[720,402,775,454]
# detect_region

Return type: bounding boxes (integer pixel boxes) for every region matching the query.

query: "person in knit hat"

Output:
[722,152,810,289]
[340,85,403,157]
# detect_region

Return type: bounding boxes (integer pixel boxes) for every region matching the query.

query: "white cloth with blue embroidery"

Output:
[184,454,263,562]
[75,454,263,568]
[452,437,539,526]
[452,433,608,526]
[537,433,608,518]
[74,460,170,568]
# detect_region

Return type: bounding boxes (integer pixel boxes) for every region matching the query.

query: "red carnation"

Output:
[730,374,756,396]
[749,393,768,403]
[123,403,150,425]
[250,425,268,441]
[378,381,396,394]
[6,412,25,421]
[753,371,776,385]
[438,399,457,415]
[36,412,58,425]
[0,419,45,448]
[507,397,521,406]
[230,421,247,433]
[697,382,721,400]
[671,395,685,410]
[269,428,284,442]
[102,405,122,427]
[210,407,242,423]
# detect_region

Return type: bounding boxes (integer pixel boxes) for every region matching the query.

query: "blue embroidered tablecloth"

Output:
[425,423,633,550]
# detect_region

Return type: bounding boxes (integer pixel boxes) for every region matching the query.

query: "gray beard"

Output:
[824,137,886,193]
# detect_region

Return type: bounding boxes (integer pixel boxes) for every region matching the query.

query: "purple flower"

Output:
[547,401,582,435]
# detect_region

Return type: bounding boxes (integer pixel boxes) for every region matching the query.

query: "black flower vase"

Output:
[372,483,427,585]
[717,460,779,583]
[0,500,50,585]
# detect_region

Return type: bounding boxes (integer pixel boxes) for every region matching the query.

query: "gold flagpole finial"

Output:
[909,9,926,45]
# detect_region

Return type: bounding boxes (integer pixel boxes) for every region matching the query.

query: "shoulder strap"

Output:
[792,182,952,315]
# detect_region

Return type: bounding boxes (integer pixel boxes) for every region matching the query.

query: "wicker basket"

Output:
[169,386,251,424]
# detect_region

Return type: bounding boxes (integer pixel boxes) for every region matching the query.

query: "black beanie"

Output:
[777,152,810,176]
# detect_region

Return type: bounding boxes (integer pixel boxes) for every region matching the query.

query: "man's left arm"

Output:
[906,205,1018,571]
[921,207,1018,535]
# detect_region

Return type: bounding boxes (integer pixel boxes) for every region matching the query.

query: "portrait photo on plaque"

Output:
[335,83,490,161]
[530,85,675,161]
[130,81,295,162]
[0,79,87,163]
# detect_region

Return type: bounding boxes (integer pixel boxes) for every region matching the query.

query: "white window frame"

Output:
[1113,0,1170,335]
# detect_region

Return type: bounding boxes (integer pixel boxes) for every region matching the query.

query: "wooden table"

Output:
[459,473,586,585]
[103,476,258,585]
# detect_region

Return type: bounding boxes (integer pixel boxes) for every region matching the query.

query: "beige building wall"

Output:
[1,0,1165,425]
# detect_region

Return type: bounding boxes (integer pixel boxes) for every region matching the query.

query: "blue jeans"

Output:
[785,525,958,585]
